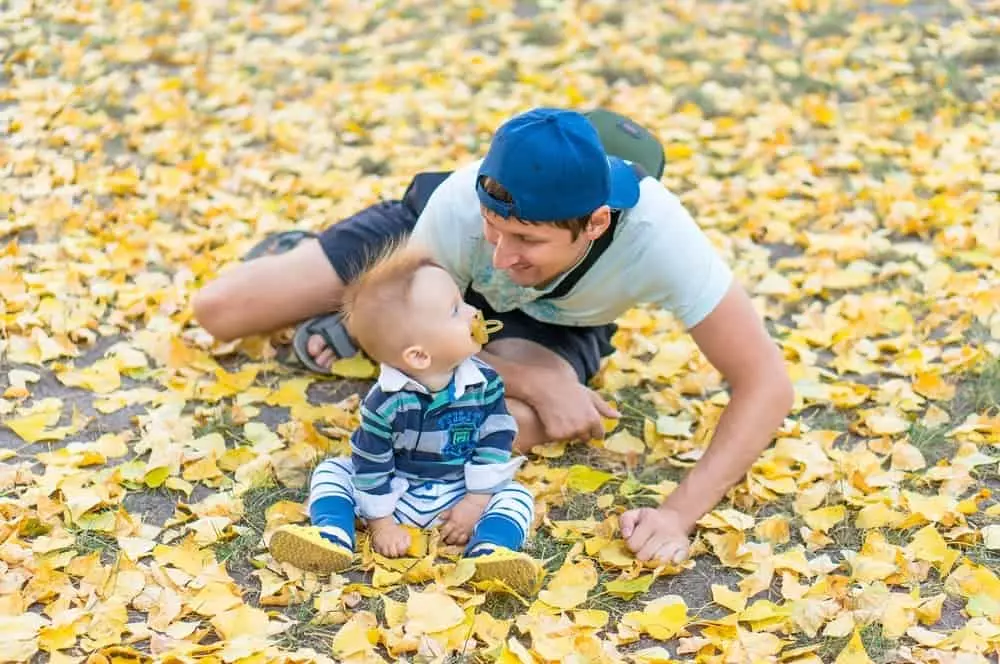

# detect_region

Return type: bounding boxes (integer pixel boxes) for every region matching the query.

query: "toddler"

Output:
[270,243,538,593]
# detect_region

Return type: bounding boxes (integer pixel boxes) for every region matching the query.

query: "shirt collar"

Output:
[376,357,487,399]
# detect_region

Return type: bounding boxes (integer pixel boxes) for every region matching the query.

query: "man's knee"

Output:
[191,281,236,341]
[192,240,345,342]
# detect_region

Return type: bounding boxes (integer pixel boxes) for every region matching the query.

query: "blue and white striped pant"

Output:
[308,457,535,552]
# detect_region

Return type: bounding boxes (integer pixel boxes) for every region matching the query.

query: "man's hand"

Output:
[369,517,411,557]
[532,372,620,442]
[620,507,692,565]
[439,493,491,545]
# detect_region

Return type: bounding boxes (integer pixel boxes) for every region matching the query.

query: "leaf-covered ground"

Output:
[2,0,999,662]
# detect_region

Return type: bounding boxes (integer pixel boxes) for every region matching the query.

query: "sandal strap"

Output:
[304,313,358,360]
[242,230,318,261]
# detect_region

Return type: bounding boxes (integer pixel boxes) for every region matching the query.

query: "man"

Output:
[193,108,794,565]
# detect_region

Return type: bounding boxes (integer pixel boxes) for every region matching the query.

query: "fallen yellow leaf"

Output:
[834,629,875,664]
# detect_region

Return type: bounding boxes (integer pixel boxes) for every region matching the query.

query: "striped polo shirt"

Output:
[349,356,523,517]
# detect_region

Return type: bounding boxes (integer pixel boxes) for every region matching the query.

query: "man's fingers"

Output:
[587,417,604,441]
[636,534,664,562]
[653,541,687,565]
[626,516,656,558]
[619,510,639,538]
[590,392,621,419]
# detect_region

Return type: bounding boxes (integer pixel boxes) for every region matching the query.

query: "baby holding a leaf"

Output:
[269,242,539,594]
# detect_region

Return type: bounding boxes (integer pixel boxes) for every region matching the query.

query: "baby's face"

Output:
[407,266,483,367]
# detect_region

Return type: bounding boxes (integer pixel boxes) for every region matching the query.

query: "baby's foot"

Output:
[466,545,541,597]
[270,525,354,573]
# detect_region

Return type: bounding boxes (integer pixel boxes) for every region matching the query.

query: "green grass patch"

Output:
[72,529,119,560]
[950,358,1000,422]
[962,542,1000,569]
[214,483,308,570]
[828,510,864,552]
[804,406,851,432]
[523,530,573,574]
[582,569,636,624]
[907,422,952,465]
[522,22,561,46]
[482,591,524,621]
[193,405,250,446]
[815,622,896,663]
[275,602,341,653]
[804,11,853,38]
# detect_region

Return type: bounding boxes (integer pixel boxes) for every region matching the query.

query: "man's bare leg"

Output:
[506,397,547,454]
[481,337,580,454]
[192,239,344,342]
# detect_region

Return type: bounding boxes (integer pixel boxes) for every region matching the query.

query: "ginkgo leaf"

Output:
[863,408,910,435]
[0,614,47,662]
[538,559,598,610]
[332,611,380,659]
[330,354,378,378]
[605,574,654,600]
[834,629,875,664]
[906,524,960,575]
[55,359,122,394]
[711,584,748,613]
[622,596,689,640]
[603,430,645,455]
[801,505,846,533]
[655,415,693,438]
[211,606,272,641]
[404,590,466,635]
[912,372,956,401]
[983,525,1000,550]
[565,466,615,493]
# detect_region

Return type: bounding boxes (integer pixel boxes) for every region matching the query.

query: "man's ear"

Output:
[402,345,431,371]
[583,206,612,241]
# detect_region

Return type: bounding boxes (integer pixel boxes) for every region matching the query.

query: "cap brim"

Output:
[606,157,641,210]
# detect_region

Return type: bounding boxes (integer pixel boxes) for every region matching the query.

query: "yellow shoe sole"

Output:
[270,525,354,574]
[471,548,541,597]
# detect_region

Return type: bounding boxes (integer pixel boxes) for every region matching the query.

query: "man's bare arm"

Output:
[662,280,794,527]
[476,348,548,403]
[477,342,619,445]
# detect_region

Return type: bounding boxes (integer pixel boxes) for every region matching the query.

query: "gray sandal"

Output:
[241,230,362,373]
[242,229,318,261]
[291,312,359,373]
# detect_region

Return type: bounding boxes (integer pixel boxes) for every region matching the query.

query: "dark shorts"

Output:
[317,199,617,384]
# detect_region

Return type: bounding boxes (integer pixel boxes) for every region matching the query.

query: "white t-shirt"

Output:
[409,159,733,329]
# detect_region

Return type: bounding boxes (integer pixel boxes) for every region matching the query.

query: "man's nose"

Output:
[492,240,517,269]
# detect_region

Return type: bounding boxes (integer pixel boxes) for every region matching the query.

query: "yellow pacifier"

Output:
[471,310,503,344]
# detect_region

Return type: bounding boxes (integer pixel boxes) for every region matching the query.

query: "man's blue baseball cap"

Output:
[476,107,640,222]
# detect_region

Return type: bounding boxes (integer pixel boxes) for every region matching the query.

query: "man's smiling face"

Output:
[480,207,609,287]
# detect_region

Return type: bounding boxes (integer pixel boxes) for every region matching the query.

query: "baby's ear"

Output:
[401,345,431,371]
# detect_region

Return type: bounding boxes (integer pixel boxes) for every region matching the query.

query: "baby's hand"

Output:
[369,517,411,557]
[439,493,491,545]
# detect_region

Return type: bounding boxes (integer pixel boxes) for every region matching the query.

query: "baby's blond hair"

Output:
[340,241,441,364]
